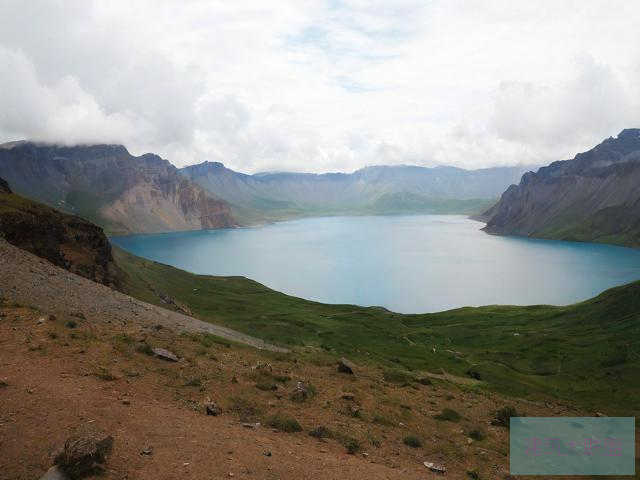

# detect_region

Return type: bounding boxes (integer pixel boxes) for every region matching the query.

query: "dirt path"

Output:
[0,239,286,352]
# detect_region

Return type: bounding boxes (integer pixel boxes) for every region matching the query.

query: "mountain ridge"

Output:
[0,142,237,235]
[482,129,640,248]
[181,160,537,224]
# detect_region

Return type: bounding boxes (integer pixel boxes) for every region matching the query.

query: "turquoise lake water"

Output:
[111,215,640,313]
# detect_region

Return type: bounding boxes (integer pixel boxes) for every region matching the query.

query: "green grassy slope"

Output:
[115,247,640,414]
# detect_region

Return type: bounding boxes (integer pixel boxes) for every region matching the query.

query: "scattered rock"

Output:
[262,451,272,457]
[348,404,361,416]
[290,381,312,402]
[252,362,273,372]
[340,393,355,401]
[337,358,355,375]
[53,431,113,479]
[121,399,131,405]
[424,461,446,473]
[242,422,260,429]
[140,446,153,456]
[595,412,607,417]
[205,400,222,416]
[151,347,179,362]
[37,317,46,324]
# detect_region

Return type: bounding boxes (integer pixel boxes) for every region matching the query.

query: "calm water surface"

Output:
[112,215,640,313]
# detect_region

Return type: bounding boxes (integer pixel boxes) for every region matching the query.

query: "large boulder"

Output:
[337,358,355,375]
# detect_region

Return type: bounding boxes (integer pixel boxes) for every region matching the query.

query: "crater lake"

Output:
[111,215,640,313]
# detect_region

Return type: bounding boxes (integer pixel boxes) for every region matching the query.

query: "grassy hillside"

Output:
[115,247,640,414]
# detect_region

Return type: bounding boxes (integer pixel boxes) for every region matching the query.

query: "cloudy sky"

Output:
[1,0,640,173]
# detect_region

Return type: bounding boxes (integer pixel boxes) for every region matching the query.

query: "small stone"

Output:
[290,381,312,402]
[205,400,222,416]
[121,399,131,405]
[424,461,446,473]
[140,446,153,455]
[337,358,355,374]
[263,451,272,457]
[151,347,179,362]
[595,412,607,417]
[341,393,355,401]
[48,314,57,321]
[37,317,46,325]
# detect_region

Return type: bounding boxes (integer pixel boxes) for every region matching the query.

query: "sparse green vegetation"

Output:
[466,469,481,479]
[402,435,422,448]
[65,320,77,329]
[228,397,264,422]
[96,366,116,381]
[494,406,519,428]
[135,342,154,356]
[309,426,333,439]
[373,414,395,427]
[184,378,202,387]
[382,368,413,385]
[435,408,461,422]
[266,414,302,433]
[468,427,486,441]
[256,380,278,391]
[340,436,362,455]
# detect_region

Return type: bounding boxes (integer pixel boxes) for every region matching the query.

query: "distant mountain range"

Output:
[0,140,536,233]
[481,129,640,248]
[0,142,236,235]
[180,162,536,224]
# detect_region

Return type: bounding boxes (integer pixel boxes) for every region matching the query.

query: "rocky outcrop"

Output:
[0,176,11,193]
[0,142,236,234]
[0,178,122,287]
[482,129,640,248]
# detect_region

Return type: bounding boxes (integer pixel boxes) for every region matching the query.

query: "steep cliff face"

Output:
[0,177,122,286]
[0,142,236,235]
[482,129,640,247]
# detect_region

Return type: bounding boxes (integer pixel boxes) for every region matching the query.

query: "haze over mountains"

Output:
[181,162,536,224]
[0,140,535,232]
[482,129,640,248]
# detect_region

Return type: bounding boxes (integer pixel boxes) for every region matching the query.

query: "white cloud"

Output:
[1,0,640,172]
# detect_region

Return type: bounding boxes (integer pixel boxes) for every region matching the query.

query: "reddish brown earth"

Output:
[0,300,593,480]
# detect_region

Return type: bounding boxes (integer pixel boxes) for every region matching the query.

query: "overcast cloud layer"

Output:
[1,0,640,172]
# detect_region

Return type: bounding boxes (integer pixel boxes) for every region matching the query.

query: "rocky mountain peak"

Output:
[618,128,640,139]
